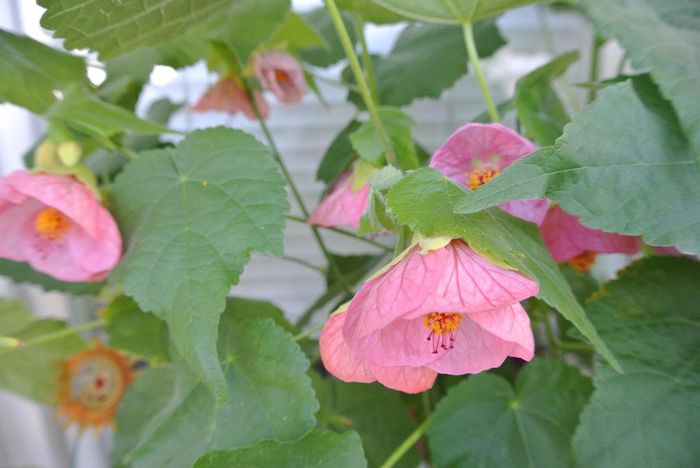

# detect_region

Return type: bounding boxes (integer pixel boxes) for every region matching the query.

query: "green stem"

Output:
[463,23,500,123]
[280,255,325,274]
[1,319,105,354]
[325,0,397,167]
[287,214,392,251]
[380,418,430,468]
[561,341,593,352]
[588,34,604,103]
[292,321,325,341]
[394,226,410,257]
[250,100,353,295]
[353,14,379,103]
[421,391,432,421]
[616,50,629,75]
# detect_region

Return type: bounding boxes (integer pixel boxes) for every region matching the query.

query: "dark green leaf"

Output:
[301,8,357,67]
[386,168,621,371]
[428,359,592,467]
[573,257,700,467]
[194,430,366,468]
[456,78,700,255]
[0,29,86,113]
[222,297,297,334]
[109,127,289,403]
[0,258,103,296]
[0,298,86,402]
[369,0,548,24]
[316,120,361,186]
[103,296,169,362]
[112,317,317,468]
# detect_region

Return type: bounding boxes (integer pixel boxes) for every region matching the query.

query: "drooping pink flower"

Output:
[430,123,549,225]
[254,51,306,105]
[309,171,370,230]
[320,239,538,393]
[540,205,640,271]
[191,76,269,120]
[0,171,121,282]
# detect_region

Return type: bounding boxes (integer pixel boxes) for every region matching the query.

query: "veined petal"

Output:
[467,303,534,361]
[499,199,550,226]
[319,312,375,384]
[367,363,437,394]
[309,172,369,229]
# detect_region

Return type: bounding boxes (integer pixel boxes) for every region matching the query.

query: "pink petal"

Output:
[429,123,536,185]
[308,172,369,229]
[319,312,375,384]
[499,199,550,226]
[467,303,534,361]
[191,77,269,120]
[367,363,437,394]
[254,51,306,105]
[540,206,641,262]
[343,240,539,344]
[0,198,38,262]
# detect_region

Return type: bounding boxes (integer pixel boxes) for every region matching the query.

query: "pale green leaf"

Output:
[350,107,418,170]
[300,8,357,67]
[268,12,327,51]
[336,0,404,23]
[369,0,549,24]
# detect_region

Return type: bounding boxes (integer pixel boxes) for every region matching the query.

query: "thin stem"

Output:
[561,341,593,352]
[421,391,432,421]
[250,99,353,295]
[353,14,379,103]
[325,0,397,167]
[542,311,561,356]
[463,23,500,123]
[293,321,325,341]
[394,226,410,257]
[616,50,629,75]
[380,418,430,468]
[280,255,325,274]
[588,34,604,103]
[1,319,105,354]
[303,68,361,92]
[287,214,392,251]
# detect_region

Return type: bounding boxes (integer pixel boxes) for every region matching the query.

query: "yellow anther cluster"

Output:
[569,250,597,271]
[423,312,462,336]
[466,166,500,190]
[34,208,71,240]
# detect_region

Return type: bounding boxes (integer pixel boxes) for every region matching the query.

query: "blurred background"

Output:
[0,1,625,466]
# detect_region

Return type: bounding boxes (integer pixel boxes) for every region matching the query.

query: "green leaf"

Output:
[300,8,357,67]
[386,168,621,371]
[103,296,169,362]
[456,78,700,255]
[373,21,505,107]
[336,0,405,23]
[573,257,700,467]
[112,317,318,468]
[0,258,103,296]
[0,298,86,402]
[194,430,367,468]
[0,29,86,113]
[350,107,418,170]
[515,51,578,146]
[109,127,289,403]
[223,297,297,335]
[582,0,700,155]
[316,120,361,186]
[427,359,593,467]
[368,0,548,24]
[268,12,327,51]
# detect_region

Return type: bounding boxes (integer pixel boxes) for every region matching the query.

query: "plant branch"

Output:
[588,34,605,103]
[352,14,379,103]
[380,418,430,468]
[292,321,325,341]
[287,214,392,251]
[279,255,326,273]
[1,319,105,354]
[463,22,500,123]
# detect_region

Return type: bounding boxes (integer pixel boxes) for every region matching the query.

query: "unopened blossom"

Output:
[430,123,549,225]
[309,171,370,230]
[254,51,306,105]
[540,205,640,271]
[320,238,538,393]
[191,76,269,120]
[0,171,121,281]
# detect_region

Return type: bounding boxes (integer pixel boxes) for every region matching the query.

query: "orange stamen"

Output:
[569,251,597,271]
[465,166,500,190]
[274,69,291,84]
[423,312,462,354]
[34,208,71,240]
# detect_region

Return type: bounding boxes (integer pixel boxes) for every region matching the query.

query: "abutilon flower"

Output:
[254,51,306,105]
[0,171,121,282]
[430,123,549,225]
[191,76,269,120]
[540,205,641,271]
[309,171,370,230]
[320,238,538,393]
[56,342,134,430]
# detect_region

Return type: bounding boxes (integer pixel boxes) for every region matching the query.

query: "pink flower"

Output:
[254,51,306,105]
[309,171,370,230]
[191,76,269,120]
[540,206,640,271]
[0,171,121,282]
[430,123,549,225]
[320,239,538,393]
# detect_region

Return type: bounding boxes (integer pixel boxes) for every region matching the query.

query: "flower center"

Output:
[274,69,291,84]
[466,166,500,190]
[34,208,71,240]
[569,251,597,271]
[423,312,462,354]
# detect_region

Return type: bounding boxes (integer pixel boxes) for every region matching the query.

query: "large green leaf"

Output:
[582,0,700,155]
[573,257,700,467]
[350,107,418,170]
[0,29,86,114]
[515,51,578,146]
[456,78,700,255]
[194,430,367,468]
[0,258,103,296]
[386,168,620,371]
[112,317,317,468]
[300,8,357,67]
[368,0,547,24]
[103,296,169,362]
[336,0,404,23]
[267,12,327,52]
[427,359,592,467]
[109,127,289,403]
[0,298,86,402]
